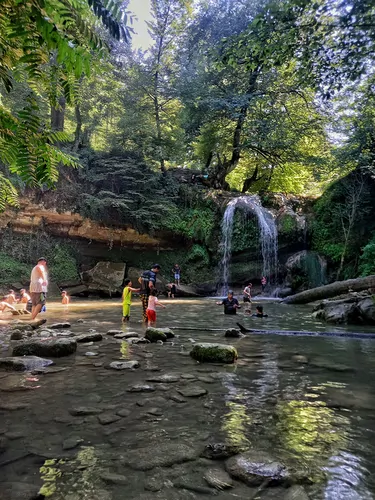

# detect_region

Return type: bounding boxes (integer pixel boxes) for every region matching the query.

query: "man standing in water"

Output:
[216,290,241,315]
[139,264,161,322]
[30,257,48,320]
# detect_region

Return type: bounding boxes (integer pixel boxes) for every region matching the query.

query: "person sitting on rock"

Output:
[61,290,70,305]
[146,289,166,326]
[19,289,31,314]
[252,305,268,318]
[5,289,17,304]
[216,290,241,315]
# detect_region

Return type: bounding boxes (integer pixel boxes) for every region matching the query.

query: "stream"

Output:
[1,297,375,499]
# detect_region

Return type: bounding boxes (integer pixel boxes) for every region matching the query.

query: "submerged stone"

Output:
[203,468,234,489]
[225,451,289,486]
[109,360,140,370]
[49,322,71,329]
[69,407,103,416]
[177,386,207,397]
[0,356,53,371]
[190,343,238,364]
[98,413,122,425]
[63,437,83,450]
[283,485,310,500]
[146,374,180,383]
[76,333,103,343]
[123,442,198,470]
[100,472,129,485]
[12,338,77,358]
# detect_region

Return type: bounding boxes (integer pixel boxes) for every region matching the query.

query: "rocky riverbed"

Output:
[1,298,375,499]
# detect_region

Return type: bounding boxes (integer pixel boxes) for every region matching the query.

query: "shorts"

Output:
[174,273,180,280]
[146,309,156,322]
[243,297,251,303]
[123,303,131,318]
[30,292,46,307]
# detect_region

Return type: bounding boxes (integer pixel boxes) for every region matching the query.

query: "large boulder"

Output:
[358,297,375,324]
[0,356,53,371]
[225,451,289,486]
[190,343,238,364]
[12,338,77,357]
[82,261,126,295]
[285,250,327,291]
[313,299,361,324]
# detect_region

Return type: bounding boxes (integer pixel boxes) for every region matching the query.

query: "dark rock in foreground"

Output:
[190,343,238,364]
[225,328,241,338]
[49,322,71,329]
[76,332,103,343]
[225,451,289,486]
[123,442,198,470]
[12,338,77,358]
[0,356,53,371]
[201,443,244,460]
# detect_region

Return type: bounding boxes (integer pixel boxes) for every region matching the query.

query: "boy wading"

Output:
[139,264,161,322]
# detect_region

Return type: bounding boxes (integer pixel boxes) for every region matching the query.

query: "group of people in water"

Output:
[122,263,181,326]
[122,263,268,326]
[0,257,70,320]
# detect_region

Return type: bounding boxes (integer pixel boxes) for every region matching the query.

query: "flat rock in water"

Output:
[283,485,310,500]
[177,386,207,397]
[85,351,99,357]
[116,408,131,417]
[100,472,129,485]
[76,333,103,343]
[69,407,103,416]
[49,322,71,329]
[146,374,180,383]
[203,468,234,489]
[98,413,122,425]
[109,361,140,370]
[190,343,238,364]
[114,332,139,339]
[0,402,30,411]
[124,442,198,470]
[63,437,83,450]
[128,384,155,393]
[0,356,53,371]
[12,338,77,358]
[107,330,123,336]
[225,451,289,486]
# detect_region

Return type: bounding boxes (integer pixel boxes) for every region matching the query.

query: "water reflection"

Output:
[222,399,251,447]
[276,400,349,457]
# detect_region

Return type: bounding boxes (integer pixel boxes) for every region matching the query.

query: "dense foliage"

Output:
[1,0,375,283]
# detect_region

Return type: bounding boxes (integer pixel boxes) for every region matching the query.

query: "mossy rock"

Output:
[190,343,238,364]
[145,328,167,343]
[12,338,77,358]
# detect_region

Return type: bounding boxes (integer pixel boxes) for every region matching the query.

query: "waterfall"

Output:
[219,195,278,294]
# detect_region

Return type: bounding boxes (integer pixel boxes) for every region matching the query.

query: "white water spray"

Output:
[219,195,278,294]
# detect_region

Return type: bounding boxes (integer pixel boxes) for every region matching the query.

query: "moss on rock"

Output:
[190,343,238,364]
[145,328,168,343]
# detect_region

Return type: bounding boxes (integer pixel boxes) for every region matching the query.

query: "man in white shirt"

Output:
[29,257,48,319]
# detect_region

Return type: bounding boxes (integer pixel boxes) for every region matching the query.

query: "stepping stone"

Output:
[177,386,207,397]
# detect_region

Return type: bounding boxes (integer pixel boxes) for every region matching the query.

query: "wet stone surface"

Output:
[1,298,375,499]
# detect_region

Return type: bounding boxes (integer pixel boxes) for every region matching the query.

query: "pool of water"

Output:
[1,297,375,499]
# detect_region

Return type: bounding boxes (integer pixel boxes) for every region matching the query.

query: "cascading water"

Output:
[219,195,278,295]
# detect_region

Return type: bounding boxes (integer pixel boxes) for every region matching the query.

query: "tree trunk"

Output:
[51,96,66,131]
[73,104,82,152]
[282,275,375,305]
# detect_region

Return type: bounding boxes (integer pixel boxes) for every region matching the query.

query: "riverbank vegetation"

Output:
[0,0,375,285]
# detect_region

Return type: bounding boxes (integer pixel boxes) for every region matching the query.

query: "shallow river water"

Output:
[1,297,375,500]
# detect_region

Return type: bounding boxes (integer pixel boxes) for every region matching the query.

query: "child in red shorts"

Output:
[146,289,166,326]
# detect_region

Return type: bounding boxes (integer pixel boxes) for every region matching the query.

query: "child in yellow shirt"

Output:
[122,279,140,323]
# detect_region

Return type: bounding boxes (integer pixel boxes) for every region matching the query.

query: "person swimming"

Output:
[252,305,268,318]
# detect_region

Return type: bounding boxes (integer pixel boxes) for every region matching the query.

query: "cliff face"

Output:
[0,199,176,251]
